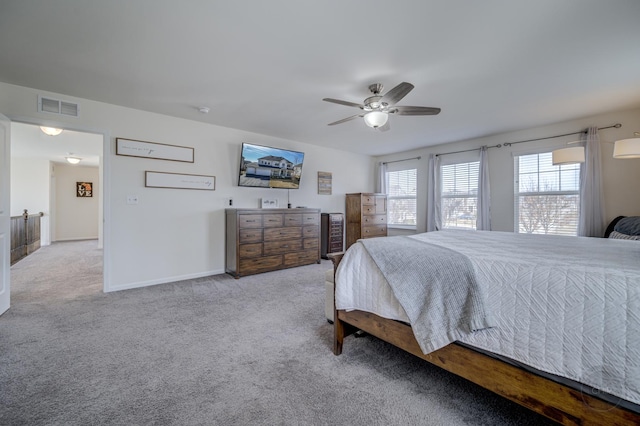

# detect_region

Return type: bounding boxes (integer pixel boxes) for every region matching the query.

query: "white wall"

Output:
[9,157,51,245]
[0,82,375,291]
[53,163,99,241]
[377,107,640,233]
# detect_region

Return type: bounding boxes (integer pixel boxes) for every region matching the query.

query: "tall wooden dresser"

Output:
[345,193,387,250]
[321,213,343,259]
[225,208,320,278]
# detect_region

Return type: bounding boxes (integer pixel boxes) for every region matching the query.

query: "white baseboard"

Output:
[105,268,226,293]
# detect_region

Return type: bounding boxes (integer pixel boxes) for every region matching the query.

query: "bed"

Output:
[329,229,640,425]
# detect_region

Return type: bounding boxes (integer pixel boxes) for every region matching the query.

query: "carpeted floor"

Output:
[1,241,555,425]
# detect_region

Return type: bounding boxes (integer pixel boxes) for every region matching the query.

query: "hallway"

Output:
[10,240,103,304]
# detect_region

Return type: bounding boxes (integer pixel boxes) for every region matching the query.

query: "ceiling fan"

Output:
[322,82,441,131]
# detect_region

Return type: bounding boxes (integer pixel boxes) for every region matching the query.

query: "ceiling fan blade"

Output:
[322,98,364,109]
[375,121,391,132]
[328,114,363,126]
[380,82,414,106]
[389,106,441,116]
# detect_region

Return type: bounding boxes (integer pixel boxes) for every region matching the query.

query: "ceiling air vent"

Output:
[37,95,80,117]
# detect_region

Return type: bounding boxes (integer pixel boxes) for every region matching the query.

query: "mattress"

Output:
[335,230,640,406]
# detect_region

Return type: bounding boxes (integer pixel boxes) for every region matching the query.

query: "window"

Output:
[514,151,580,236]
[386,168,417,227]
[441,161,479,229]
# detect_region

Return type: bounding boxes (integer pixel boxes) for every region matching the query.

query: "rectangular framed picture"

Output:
[77,182,93,197]
[145,171,215,191]
[317,171,332,195]
[116,138,195,163]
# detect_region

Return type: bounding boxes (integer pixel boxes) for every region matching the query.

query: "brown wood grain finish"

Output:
[345,193,387,250]
[263,239,302,255]
[264,227,302,241]
[226,208,320,278]
[328,255,639,426]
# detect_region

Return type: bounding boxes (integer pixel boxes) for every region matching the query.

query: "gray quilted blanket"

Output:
[359,235,495,353]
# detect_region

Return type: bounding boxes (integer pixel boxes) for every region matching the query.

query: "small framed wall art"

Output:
[317,171,332,195]
[77,182,93,197]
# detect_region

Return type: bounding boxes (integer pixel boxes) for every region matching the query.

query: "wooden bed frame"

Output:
[328,253,639,426]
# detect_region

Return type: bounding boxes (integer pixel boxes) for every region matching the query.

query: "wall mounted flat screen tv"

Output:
[238,143,305,189]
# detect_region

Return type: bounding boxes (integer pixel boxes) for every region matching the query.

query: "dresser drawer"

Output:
[302,213,319,225]
[302,225,319,238]
[284,213,302,226]
[329,235,342,243]
[239,229,263,244]
[264,227,302,241]
[363,214,386,225]
[362,195,376,205]
[330,227,343,237]
[263,214,283,227]
[362,224,387,238]
[263,239,302,255]
[330,241,343,251]
[304,238,319,250]
[239,214,263,228]
[362,205,377,215]
[239,243,262,258]
[283,250,318,267]
[239,255,283,274]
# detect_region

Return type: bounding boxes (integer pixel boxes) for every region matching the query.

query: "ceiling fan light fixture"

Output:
[613,134,640,159]
[552,146,585,165]
[364,111,388,128]
[40,126,63,136]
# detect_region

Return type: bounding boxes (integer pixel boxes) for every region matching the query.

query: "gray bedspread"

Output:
[359,235,495,353]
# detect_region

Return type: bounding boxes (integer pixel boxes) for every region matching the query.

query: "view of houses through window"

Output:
[441,161,479,230]
[514,151,580,236]
[386,168,417,227]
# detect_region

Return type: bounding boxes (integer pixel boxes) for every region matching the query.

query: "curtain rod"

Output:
[435,123,622,157]
[435,145,499,157]
[502,123,621,147]
[382,156,421,165]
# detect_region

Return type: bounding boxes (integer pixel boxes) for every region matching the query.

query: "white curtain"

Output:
[476,146,491,230]
[578,126,605,237]
[426,154,441,231]
[375,161,387,194]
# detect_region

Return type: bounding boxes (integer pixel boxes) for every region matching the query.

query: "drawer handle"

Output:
[280,232,286,235]
[282,245,289,248]
[246,220,256,223]
[268,219,278,222]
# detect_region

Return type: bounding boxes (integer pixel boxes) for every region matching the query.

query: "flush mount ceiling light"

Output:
[65,156,81,164]
[40,126,63,136]
[363,111,388,129]
[552,146,585,165]
[613,132,640,159]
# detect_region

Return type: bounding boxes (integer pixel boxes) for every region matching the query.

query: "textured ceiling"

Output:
[1,0,640,156]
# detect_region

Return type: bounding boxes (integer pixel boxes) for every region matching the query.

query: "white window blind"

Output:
[386,168,417,227]
[514,152,580,236]
[441,161,479,230]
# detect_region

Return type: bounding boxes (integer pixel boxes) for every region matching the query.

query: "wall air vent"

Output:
[37,95,80,117]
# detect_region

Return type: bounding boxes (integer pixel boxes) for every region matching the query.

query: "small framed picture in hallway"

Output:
[77,182,93,197]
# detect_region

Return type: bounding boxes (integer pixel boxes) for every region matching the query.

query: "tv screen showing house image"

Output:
[238,143,305,189]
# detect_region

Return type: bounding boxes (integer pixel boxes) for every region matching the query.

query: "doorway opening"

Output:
[9,122,106,297]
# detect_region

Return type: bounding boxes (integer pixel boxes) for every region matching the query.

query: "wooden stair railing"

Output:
[10,209,44,265]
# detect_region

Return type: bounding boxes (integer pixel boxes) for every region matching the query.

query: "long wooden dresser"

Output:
[225,208,321,278]
[345,193,387,250]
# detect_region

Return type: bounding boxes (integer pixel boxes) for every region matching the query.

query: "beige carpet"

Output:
[1,240,554,425]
